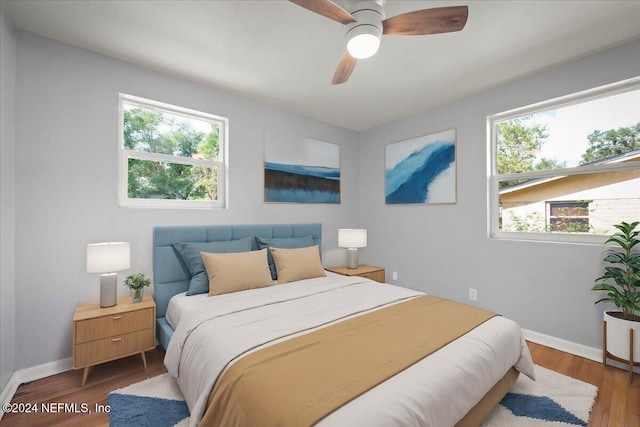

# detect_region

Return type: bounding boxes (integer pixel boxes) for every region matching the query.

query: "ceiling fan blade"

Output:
[331,52,357,85]
[383,6,468,36]
[289,0,356,25]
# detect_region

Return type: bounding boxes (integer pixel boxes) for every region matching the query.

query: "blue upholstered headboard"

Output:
[152,223,322,318]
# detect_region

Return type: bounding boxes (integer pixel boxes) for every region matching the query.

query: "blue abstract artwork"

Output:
[265,138,340,204]
[385,129,456,204]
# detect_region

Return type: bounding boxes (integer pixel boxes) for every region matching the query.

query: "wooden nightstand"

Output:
[325,265,386,283]
[72,294,156,386]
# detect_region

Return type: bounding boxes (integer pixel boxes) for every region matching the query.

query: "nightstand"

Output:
[325,265,386,283]
[72,294,156,386]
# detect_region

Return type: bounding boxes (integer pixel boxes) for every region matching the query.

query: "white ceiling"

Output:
[4,0,640,131]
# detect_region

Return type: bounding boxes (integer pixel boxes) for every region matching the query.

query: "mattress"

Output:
[165,291,204,330]
[164,273,535,427]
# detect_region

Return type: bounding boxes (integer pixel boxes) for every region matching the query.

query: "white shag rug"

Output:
[108,364,598,426]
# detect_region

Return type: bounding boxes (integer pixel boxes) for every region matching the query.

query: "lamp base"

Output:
[347,248,359,269]
[100,273,118,308]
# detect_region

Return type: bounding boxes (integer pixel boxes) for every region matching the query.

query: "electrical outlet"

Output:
[392,271,398,281]
[469,288,478,301]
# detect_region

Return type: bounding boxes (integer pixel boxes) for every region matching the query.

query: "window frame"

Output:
[488,76,640,244]
[118,94,228,209]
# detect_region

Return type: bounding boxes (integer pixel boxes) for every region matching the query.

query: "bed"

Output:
[153,223,535,427]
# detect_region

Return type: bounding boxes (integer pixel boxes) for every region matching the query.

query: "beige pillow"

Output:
[270,245,326,284]
[201,249,273,296]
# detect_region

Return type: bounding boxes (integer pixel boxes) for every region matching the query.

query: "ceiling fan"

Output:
[289,0,469,84]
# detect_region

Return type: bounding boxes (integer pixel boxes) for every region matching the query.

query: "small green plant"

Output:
[124,273,151,291]
[592,221,640,321]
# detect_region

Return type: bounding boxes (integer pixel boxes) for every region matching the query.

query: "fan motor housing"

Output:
[345,1,385,58]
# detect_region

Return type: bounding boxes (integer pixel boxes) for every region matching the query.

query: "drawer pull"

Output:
[112,338,122,342]
[112,316,123,320]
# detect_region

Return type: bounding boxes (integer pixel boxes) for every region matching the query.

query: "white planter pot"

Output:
[604,311,640,363]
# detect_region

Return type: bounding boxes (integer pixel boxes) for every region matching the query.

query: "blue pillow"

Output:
[255,235,315,280]
[173,237,254,295]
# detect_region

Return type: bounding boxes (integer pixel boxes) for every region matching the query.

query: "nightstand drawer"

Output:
[75,307,154,344]
[360,271,385,283]
[74,328,154,367]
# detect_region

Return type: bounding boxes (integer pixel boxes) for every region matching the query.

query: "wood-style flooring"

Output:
[1,342,638,426]
[528,341,639,427]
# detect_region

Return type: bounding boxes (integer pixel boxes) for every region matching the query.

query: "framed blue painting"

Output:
[264,138,340,204]
[385,129,456,204]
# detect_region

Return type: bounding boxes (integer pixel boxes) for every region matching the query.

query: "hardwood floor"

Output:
[1,342,638,426]
[1,349,167,427]
[528,341,640,427]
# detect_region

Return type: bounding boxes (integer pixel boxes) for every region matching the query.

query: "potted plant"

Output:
[124,273,151,303]
[592,221,640,382]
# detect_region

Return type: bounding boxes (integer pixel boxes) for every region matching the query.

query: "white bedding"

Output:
[164,272,535,427]
[165,291,204,329]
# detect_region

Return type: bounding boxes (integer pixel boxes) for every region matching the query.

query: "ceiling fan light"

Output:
[346,24,382,59]
[347,32,381,59]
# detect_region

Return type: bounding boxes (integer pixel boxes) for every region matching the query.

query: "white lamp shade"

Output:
[87,242,130,273]
[338,229,367,249]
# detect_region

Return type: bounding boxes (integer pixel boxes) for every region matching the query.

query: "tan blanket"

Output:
[201,295,497,427]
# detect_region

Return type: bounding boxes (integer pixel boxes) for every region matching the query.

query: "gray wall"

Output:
[359,39,640,349]
[0,2,17,391]
[12,32,360,370]
[5,20,640,374]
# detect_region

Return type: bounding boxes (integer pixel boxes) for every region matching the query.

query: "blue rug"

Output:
[108,373,189,427]
[481,365,598,426]
[108,365,597,426]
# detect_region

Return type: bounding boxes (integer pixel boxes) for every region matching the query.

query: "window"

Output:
[119,94,228,208]
[489,77,640,242]
[547,201,589,233]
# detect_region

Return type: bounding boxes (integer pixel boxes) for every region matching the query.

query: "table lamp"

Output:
[87,242,130,307]
[338,229,367,269]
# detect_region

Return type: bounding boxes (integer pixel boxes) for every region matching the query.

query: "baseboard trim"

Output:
[522,328,602,362]
[0,357,72,420]
[0,372,21,420]
[17,357,72,384]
